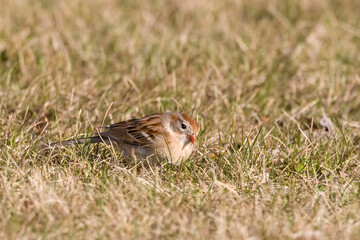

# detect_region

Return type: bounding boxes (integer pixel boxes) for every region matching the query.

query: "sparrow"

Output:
[48,112,200,165]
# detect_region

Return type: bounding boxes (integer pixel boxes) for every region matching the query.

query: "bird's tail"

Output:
[40,136,111,150]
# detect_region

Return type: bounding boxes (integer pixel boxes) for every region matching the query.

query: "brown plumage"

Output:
[47,112,200,164]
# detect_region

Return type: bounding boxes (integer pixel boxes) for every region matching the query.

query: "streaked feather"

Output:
[100,113,164,146]
[44,112,199,165]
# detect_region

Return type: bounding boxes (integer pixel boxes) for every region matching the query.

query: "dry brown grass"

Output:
[1,0,360,239]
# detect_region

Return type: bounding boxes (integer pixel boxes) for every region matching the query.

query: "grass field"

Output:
[1,0,360,239]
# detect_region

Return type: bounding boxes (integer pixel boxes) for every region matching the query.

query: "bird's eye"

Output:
[181,123,187,129]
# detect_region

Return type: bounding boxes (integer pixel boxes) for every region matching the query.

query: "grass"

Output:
[1,0,360,239]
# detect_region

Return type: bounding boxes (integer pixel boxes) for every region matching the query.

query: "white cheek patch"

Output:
[164,121,175,135]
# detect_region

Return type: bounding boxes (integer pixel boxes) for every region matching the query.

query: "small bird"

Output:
[48,112,200,165]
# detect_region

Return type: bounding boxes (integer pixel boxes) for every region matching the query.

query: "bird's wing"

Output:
[99,113,165,147]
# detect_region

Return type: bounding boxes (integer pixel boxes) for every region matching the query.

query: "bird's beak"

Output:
[187,134,196,144]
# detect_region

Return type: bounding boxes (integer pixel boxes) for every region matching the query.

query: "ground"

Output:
[1,0,360,239]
